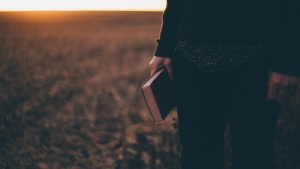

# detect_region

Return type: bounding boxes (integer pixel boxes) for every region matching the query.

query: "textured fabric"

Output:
[154,0,300,76]
[173,56,280,169]
[175,39,263,72]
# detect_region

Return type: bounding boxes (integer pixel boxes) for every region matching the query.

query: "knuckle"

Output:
[149,61,155,67]
[272,78,279,83]
[149,62,153,67]
[164,60,172,66]
[271,80,280,85]
[150,64,159,71]
[150,64,156,70]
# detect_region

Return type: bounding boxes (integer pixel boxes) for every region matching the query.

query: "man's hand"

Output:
[267,71,300,103]
[149,56,174,80]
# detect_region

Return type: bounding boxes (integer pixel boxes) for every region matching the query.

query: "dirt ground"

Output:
[0,11,299,169]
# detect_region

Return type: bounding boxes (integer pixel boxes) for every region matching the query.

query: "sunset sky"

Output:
[0,0,166,11]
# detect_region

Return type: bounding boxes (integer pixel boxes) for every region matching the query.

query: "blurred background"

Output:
[0,1,300,169]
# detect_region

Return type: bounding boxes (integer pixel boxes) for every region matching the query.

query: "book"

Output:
[141,67,176,123]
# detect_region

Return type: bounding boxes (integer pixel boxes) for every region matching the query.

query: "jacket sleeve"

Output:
[270,0,300,76]
[154,0,184,58]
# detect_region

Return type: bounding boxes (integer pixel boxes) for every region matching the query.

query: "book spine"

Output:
[141,89,164,122]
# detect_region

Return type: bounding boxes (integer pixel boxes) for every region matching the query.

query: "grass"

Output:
[0,11,299,169]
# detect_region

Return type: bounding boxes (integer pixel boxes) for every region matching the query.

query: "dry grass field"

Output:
[0,11,299,169]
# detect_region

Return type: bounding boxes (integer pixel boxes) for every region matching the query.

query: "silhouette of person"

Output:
[149,0,300,168]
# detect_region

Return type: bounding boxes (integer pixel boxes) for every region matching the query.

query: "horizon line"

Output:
[0,9,164,12]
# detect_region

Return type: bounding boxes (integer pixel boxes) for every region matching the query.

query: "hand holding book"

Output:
[141,67,176,123]
[149,56,174,80]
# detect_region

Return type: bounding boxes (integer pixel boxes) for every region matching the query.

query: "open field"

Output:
[0,11,299,169]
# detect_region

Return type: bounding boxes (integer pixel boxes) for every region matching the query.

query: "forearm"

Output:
[155,0,184,58]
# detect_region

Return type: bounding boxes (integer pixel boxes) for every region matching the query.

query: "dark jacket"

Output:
[155,0,300,76]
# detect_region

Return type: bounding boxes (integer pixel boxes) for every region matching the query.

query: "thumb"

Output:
[166,66,173,81]
[164,60,174,81]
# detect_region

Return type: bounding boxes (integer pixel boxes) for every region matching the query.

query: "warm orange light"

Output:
[0,0,166,11]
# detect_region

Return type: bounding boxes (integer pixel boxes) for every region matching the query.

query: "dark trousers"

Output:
[173,56,280,169]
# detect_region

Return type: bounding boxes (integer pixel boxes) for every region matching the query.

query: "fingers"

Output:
[149,56,164,76]
[167,68,174,81]
[276,83,299,103]
[163,58,174,81]
[267,71,300,103]
[267,78,279,101]
[150,65,160,76]
[149,56,174,80]
[276,83,288,103]
[276,74,289,102]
